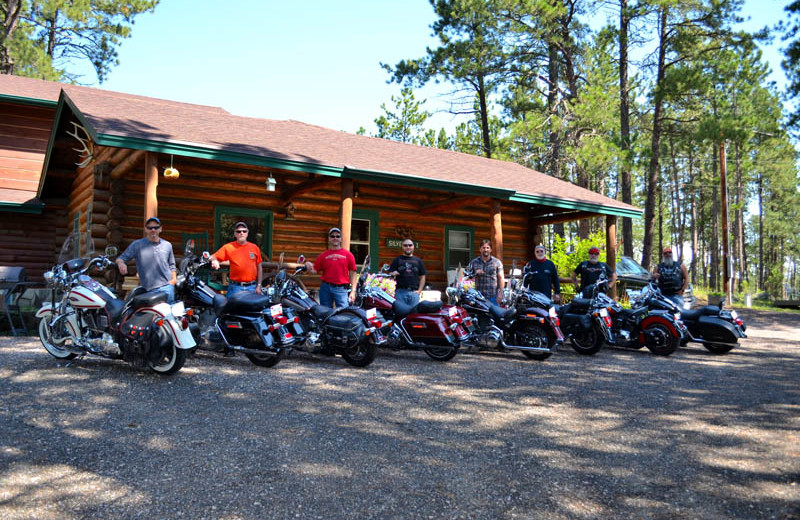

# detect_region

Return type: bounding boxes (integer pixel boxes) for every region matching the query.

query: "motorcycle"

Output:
[598,283,687,356]
[634,282,747,354]
[356,265,473,361]
[37,246,195,375]
[176,242,292,368]
[557,277,615,355]
[446,268,563,361]
[263,255,385,367]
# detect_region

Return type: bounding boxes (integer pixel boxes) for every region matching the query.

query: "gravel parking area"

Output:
[1,308,798,519]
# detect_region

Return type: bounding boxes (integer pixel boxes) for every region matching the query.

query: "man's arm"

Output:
[680,265,689,292]
[348,270,358,303]
[496,262,505,301]
[417,275,426,293]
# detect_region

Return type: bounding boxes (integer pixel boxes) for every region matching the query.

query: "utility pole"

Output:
[720,141,731,305]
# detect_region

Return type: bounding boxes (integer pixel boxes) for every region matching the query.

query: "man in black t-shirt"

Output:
[572,246,616,298]
[390,238,427,306]
[522,244,562,303]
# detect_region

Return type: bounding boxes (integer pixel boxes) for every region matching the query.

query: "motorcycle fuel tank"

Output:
[68,283,108,310]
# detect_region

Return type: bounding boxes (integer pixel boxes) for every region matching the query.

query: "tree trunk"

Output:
[477,73,491,159]
[641,7,668,271]
[1,0,23,73]
[710,144,720,291]
[619,0,634,257]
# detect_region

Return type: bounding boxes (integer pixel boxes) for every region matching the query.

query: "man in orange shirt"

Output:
[210,221,263,298]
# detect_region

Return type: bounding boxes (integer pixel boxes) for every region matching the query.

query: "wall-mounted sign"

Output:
[386,238,420,249]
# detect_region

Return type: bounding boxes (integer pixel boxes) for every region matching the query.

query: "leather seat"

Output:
[131,291,168,309]
[221,291,271,314]
[489,303,515,322]
[312,305,335,320]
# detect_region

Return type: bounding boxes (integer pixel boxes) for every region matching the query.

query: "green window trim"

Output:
[214,206,273,259]
[352,209,379,272]
[445,225,474,270]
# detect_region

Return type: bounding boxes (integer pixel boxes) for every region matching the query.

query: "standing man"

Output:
[390,238,427,306]
[305,227,357,308]
[522,244,562,303]
[209,221,263,298]
[572,246,616,298]
[653,247,689,307]
[469,239,505,304]
[116,217,177,303]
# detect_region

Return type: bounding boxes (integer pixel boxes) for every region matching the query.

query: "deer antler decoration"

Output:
[66,121,95,168]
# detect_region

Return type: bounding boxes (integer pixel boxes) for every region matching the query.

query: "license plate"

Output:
[599,308,609,317]
[171,301,185,316]
[730,310,738,319]
[448,306,458,317]
[270,304,283,317]
[366,308,377,320]
[549,306,557,318]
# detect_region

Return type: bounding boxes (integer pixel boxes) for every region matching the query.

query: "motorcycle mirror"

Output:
[298,254,305,264]
[104,245,118,257]
[185,239,195,255]
[202,251,210,260]
[380,264,390,272]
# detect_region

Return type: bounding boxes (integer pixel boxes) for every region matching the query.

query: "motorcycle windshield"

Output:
[57,231,95,264]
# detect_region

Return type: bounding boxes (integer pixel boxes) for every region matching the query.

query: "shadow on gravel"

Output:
[0,329,798,520]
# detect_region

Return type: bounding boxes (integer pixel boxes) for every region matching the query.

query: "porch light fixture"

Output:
[163,155,179,179]
[266,174,277,192]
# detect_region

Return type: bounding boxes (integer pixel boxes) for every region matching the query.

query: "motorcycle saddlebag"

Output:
[323,312,366,348]
[120,311,155,340]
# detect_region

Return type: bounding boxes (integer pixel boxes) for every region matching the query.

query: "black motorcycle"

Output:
[263,256,384,367]
[447,269,562,361]
[557,277,615,355]
[636,283,747,354]
[177,242,293,368]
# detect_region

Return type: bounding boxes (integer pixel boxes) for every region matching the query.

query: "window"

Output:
[445,225,473,269]
[351,209,379,271]
[214,206,273,259]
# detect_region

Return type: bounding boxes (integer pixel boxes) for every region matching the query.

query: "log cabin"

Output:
[0,74,640,296]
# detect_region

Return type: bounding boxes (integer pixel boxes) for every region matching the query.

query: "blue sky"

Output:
[84,0,791,136]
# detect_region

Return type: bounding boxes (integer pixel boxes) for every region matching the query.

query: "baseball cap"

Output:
[329,227,341,236]
[233,221,248,230]
[663,247,673,254]
[145,216,161,226]
[588,247,600,255]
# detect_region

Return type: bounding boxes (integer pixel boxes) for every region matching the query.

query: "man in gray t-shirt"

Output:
[116,217,177,302]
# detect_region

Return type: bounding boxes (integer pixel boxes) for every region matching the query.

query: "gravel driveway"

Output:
[1,308,798,519]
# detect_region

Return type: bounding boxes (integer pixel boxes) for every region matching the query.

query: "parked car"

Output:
[616,256,650,295]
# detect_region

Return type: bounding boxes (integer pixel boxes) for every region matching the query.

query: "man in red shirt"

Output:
[210,221,263,298]
[305,227,357,308]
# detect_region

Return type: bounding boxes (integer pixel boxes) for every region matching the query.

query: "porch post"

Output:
[144,152,158,226]
[491,199,503,262]
[606,215,618,300]
[341,178,354,250]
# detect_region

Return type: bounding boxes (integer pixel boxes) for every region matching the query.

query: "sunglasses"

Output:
[403,244,414,247]
[146,225,161,230]
[329,234,341,238]
[235,229,248,233]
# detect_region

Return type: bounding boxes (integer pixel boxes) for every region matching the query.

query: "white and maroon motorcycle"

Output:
[36,246,195,375]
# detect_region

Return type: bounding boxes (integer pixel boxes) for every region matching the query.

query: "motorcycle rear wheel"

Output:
[246,349,284,367]
[38,318,76,360]
[644,323,679,356]
[518,323,552,361]
[148,341,186,375]
[424,346,458,361]
[703,342,736,354]
[570,327,603,356]
[341,339,377,367]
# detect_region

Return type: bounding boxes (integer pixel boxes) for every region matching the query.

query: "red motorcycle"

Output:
[355,266,474,361]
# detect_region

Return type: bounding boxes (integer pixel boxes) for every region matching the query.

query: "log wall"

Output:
[0,102,54,199]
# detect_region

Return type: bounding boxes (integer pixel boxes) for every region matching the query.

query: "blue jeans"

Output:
[226,283,256,299]
[395,288,420,307]
[153,283,175,304]
[319,282,349,308]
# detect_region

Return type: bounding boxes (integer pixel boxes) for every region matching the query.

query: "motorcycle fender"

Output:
[36,304,81,339]
[134,303,197,350]
[696,316,741,343]
[35,304,53,319]
[639,315,681,339]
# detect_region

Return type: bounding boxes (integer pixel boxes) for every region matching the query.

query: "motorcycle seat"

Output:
[418,300,443,313]
[105,298,126,321]
[131,291,168,308]
[392,299,416,319]
[222,292,272,314]
[212,294,227,316]
[489,303,515,322]
[565,298,592,313]
[312,305,336,320]
[681,306,719,321]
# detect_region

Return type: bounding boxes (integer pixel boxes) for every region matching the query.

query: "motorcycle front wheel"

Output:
[38,318,76,360]
[643,323,679,356]
[518,323,552,361]
[424,346,458,361]
[149,340,186,375]
[570,327,603,356]
[341,338,377,367]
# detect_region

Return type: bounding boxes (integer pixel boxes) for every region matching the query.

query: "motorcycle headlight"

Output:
[44,270,55,283]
